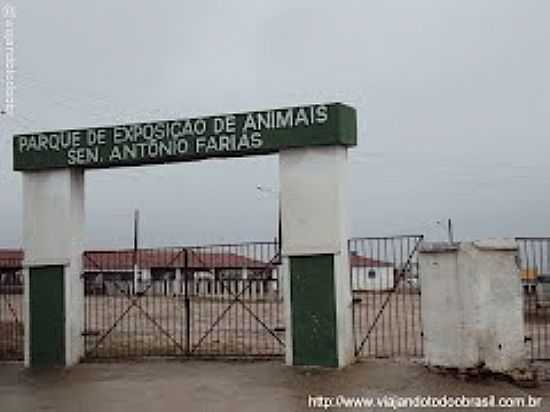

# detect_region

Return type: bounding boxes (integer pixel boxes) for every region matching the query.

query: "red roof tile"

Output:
[349,254,393,268]
[83,250,274,271]
[0,248,392,270]
[0,249,23,268]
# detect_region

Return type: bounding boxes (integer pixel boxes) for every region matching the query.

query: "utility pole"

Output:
[256,185,281,258]
[436,218,454,243]
[134,209,139,252]
[133,209,140,294]
[447,218,454,243]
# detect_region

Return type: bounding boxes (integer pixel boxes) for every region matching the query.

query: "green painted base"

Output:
[29,265,65,367]
[290,254,338,367]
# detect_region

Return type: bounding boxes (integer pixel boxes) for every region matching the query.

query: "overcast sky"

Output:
[0,0,549,248]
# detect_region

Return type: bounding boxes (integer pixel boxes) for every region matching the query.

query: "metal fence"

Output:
[6,235,545,365]
[0,256,24,361]
[349,235,424,359]
[2,236,427,363]
[82,241,284,359]
[517,237,550,361]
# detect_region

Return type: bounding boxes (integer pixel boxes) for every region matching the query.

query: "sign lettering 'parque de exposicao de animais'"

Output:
[13,103,356,171]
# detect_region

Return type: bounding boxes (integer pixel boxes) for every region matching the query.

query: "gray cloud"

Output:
[0,0,549,247]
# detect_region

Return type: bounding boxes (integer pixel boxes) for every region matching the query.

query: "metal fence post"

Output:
[184,248,190,355]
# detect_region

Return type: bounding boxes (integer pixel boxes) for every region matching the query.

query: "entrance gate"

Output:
[14,102,358,368]
[82,241,284,359]
[349,235,424,358]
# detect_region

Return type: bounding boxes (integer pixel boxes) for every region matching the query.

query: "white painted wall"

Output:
[419,242,472,368]
[281,256,292,365]
[351,266,394,291]
[279,146,353,368]
[22,169,85,367]
[280,146,348,257]
[473,239,525,372]
[419,239,526,373]
[334,250,354,367]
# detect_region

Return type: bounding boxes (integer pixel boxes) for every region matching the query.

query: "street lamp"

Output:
[256,185,282,258]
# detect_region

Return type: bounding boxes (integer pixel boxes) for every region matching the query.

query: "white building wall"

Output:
[351,267,394,291]
[473,240,525,372]
[419,242,473,368]
[280,146,348,257]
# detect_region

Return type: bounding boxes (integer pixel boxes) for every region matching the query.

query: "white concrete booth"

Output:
[419,239,526,373]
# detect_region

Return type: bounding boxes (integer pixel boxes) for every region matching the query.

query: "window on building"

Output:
[368,269,376,279]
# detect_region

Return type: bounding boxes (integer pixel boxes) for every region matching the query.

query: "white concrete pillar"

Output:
[472,240,525,372]
[419,239,526,373]
[279,146,353,368]
[419,242,479,368]
[22,169,85,367]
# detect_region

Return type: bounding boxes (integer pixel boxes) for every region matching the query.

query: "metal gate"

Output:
[0,252,24,361]
[82,241,284,359]
[349,235,424,358]
[517,237,550,361]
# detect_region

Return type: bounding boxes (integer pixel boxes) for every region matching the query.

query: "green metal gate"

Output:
[30,265,65,367]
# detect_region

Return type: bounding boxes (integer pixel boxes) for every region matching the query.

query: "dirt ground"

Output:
[1,359,550,412]
[83,294,286,357]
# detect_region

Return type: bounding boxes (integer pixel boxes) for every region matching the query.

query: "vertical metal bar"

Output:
[233,272,238,356]
[4,273,7,358]
[179,249,183,355]
[534,240,541,360]
[361,239,367,356]
[220,245,225,355]
[185,248,190,355]
[233,244,237,355]
[368,239,373,356]
[546,239,550,360]
[401,236,406,355]
[244,243,248,356]
[391,237,396,357]
[543,240,548,361]
[1,272,5,358]
[419,235,424,357]
[349,239,355,355]
[0,267,4,358]
[382,238,388,357]
[405,236,410,356]
[520,239,535,361]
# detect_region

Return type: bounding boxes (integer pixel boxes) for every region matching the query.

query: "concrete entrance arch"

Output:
[13,103,357,368]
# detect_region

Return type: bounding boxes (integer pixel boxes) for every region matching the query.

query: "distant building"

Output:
[0,248,278,296]
[0,249,23,293]
[82,249,278,296]
[521,268,538,294]
[349,252,395,291]
[1,247,415,294]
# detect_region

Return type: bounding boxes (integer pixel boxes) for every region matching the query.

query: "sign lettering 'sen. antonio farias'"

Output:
[13,103,356,171]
